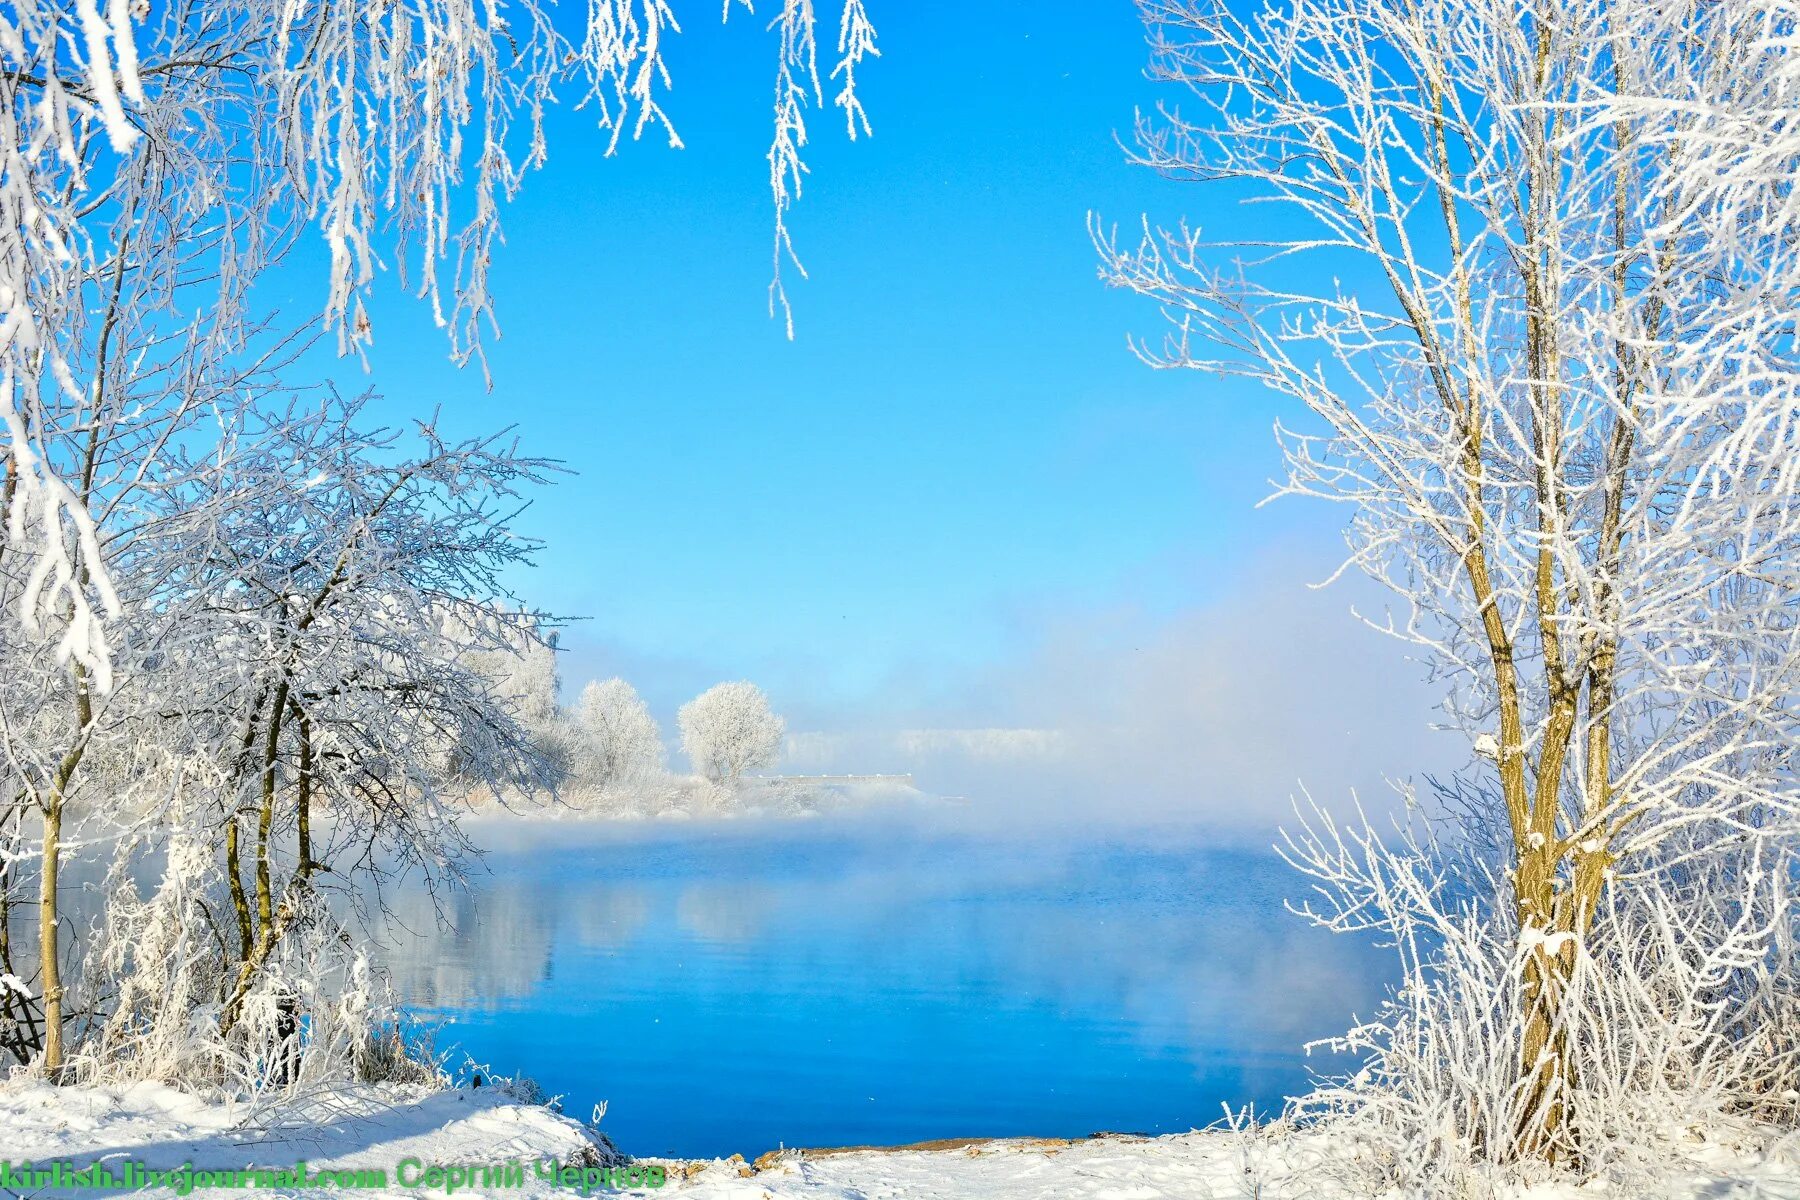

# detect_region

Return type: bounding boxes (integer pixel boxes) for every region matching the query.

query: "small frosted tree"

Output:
[576,679,665,789]
[678,683,785,786]
[71,393,561,1085]
[453,613,575,787]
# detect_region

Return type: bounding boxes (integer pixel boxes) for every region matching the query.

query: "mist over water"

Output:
[369,813,1393,1160]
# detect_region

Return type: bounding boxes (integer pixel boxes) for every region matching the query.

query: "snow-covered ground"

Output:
[0,1082,617,1197]
[5,1082,1800,1199]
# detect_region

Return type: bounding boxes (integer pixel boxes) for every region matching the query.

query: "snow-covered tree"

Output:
[1100,0,1800,1173]
[451,610,576,789]
[678,682,785,786]
[0,244,300,1073]
[170,398,558,1041]
[576,679,665,789]
[0,0,880,681]
[0,388,563,1085]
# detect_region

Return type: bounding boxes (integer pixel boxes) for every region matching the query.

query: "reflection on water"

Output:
[369,818,1391,1160]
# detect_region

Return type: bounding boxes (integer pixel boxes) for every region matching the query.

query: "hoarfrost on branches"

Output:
[0,0,879,679]
[575,677,666,789]
[678,680,785,785]
[0,387,564,1081]
[1100,0,1800,1175]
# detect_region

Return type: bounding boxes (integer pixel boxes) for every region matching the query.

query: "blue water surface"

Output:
[374,817,1390,1160]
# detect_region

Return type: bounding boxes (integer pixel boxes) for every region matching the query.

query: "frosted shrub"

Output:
[78,832,236,1090]
[1277,790,1800,1193]
[77,826,440,1099]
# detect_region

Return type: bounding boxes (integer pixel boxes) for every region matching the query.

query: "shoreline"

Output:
[662,1130,1160,1181]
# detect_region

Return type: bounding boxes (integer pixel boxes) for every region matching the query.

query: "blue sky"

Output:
[277,1,1443,816]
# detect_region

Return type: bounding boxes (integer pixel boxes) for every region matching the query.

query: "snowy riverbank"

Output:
[5,1082,1799,1199]
[466,775,935,824]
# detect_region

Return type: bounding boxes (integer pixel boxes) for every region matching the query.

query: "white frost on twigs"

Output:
[0,0,878,677]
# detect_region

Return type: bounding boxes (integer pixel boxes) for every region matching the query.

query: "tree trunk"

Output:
[1516,897,1576,1160]
[38,657,91,1082]
[38,793,62,1078]
[1512,838,1610,1162]
[225,817,252,962]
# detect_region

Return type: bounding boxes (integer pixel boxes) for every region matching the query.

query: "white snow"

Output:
[0,1081,610,1198]
[677,1132,1800,1200]
[4,1083,1799,1199]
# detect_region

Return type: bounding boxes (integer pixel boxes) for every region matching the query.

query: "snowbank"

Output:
[0,1081,613,1198]
[4,1083,1799,1199]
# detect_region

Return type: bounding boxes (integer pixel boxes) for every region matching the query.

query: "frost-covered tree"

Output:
[452,611,576,789]
[0,0,880,680]
[678,682,784,786]
[0,389,563,1085]
[0,0,884,1074]
[576,678,665,789]
[160,397,558,1045]
[0,209,302,1073]
[1099,0,1800,1173]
